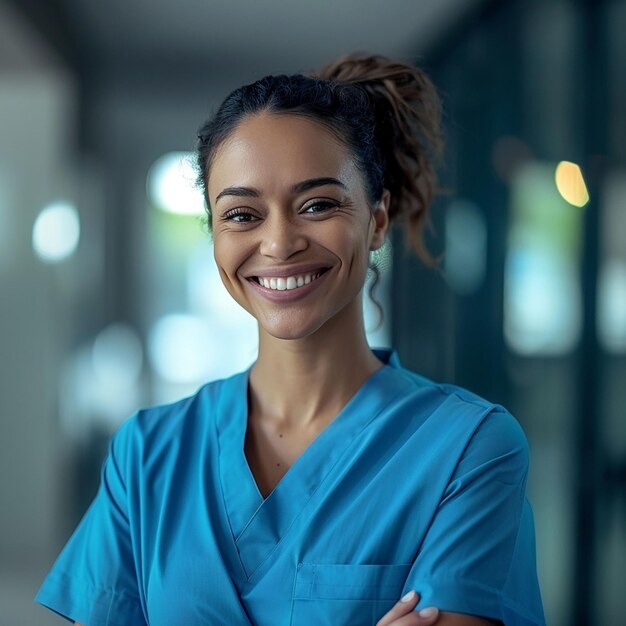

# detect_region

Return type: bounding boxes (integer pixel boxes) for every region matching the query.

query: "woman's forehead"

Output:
[207,113,360,198]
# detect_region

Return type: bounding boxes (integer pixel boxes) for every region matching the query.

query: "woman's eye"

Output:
[302,200,338,214]
[223,210,257,223]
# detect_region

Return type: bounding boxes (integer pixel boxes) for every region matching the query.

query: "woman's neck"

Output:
[248,303,384,430]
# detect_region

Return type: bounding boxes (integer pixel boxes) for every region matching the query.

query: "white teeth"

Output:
[257,271,324,291]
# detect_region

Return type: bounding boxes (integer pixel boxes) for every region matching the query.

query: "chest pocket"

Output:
[290,562,412,626]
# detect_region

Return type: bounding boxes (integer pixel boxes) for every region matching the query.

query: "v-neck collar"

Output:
[215,349,404,580]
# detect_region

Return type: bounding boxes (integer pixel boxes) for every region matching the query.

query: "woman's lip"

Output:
[244,264,331,279]
[246,269,330,302]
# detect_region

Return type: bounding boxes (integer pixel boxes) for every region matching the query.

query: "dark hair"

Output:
[196,53,443,265]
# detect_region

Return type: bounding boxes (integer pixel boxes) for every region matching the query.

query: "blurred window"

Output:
[504,161,584,355]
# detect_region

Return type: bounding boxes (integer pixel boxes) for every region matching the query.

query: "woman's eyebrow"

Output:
[215,186,261,202]
[291,177,348,193]
[215,177,347,203]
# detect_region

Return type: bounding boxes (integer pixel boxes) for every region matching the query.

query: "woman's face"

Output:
[207,112,389,341]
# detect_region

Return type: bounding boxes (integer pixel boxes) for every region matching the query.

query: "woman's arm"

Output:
[377,590,501,626]
[35,418,148,625]
[398,411,543,625]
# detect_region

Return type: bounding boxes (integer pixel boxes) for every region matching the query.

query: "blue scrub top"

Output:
[36,349,546,626]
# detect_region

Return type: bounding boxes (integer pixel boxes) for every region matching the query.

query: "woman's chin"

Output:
[258,313,327,342]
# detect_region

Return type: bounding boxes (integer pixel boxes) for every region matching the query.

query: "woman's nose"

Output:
[259,215,308,260]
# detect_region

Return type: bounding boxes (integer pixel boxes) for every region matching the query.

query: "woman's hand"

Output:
[376,590,439,626]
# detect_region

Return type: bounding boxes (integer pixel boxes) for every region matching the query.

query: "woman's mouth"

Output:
[252,269,328,291]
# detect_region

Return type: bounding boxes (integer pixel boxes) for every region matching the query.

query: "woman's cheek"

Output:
[214,240,244,293]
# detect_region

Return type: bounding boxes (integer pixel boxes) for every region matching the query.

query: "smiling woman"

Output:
[35,54,546,626]
[208,112,387,342]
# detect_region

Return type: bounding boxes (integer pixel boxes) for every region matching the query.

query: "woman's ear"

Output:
[369,189,390,251]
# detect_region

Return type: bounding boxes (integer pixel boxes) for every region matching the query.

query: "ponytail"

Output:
[313,54,443,264]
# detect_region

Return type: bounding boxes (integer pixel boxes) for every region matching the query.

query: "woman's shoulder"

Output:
[107,369,247,464]
[384,354,529,464]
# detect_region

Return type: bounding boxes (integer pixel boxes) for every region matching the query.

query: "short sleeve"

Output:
[405,409,546,626]
[35,416,147,626]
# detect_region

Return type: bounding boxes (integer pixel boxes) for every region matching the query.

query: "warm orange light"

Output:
[555,161,589,207]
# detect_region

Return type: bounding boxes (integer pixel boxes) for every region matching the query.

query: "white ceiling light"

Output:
[147,313,216,383]
[32,201,80,263]
[148,151,205,216]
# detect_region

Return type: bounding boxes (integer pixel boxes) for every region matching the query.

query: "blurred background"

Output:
[1,0,624,624]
